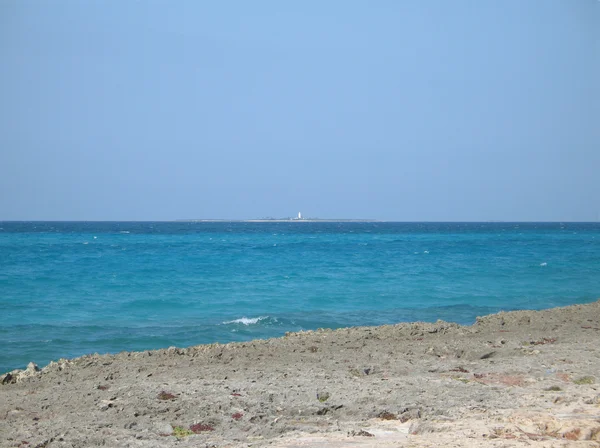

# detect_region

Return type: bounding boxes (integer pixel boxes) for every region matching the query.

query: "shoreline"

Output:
[2,300,600,446]
[2,299,598,377]
[1,299,599,377]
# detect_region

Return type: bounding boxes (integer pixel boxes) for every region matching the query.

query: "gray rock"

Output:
[153,421,173,435]
[1,372,15,385]
[0,365,41,385]
[27,362,40,373]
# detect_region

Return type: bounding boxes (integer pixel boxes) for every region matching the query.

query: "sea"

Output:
[1,221,599,373]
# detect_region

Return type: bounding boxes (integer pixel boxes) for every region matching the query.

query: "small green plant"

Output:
[172,426,193,438]
[574,376,595,385]
[451,376,470,383]
[545,385,562,391]
[317,392,330,402]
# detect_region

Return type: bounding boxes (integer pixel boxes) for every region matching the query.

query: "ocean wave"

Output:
[222,316,270,325]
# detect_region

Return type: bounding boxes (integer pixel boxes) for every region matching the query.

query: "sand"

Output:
[2,301,600,447]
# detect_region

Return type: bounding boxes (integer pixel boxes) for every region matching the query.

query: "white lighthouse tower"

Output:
[297,212,302,220]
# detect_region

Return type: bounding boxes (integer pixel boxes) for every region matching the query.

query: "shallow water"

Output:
[1,221,599,372]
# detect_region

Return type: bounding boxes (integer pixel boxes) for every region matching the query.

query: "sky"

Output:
[1,1,598,221]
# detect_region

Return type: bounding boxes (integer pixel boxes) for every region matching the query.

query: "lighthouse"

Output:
[298,212,302,220]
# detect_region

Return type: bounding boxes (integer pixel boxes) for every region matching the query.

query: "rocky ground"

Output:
[2,301,600,447]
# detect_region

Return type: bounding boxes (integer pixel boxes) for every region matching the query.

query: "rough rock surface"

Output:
[1,301,600,447]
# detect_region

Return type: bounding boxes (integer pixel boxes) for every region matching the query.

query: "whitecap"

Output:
[423,250,430,254]
[540,262,547,267]
[223,316,268,325]
[119,231,130,234]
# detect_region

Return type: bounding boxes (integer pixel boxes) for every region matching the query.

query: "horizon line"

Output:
[1,219,599,223]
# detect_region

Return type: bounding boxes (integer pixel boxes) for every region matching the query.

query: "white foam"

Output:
[223,316,268,325]
[540,262,547,266]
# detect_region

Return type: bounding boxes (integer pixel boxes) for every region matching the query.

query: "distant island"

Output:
[178,212,381,223]
[177,219,381,223]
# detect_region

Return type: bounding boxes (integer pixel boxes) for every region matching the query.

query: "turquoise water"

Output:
[1,221,599,373]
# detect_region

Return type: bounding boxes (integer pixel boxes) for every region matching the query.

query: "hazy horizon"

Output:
[1,219,600,223]
[1,1,598,221]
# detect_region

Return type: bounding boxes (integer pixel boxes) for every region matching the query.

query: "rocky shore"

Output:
[2,301,600,447]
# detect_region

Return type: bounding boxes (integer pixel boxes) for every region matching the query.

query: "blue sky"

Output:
[1,1,598,221]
